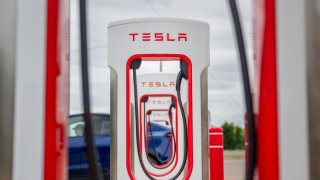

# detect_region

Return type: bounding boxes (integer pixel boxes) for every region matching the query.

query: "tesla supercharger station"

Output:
[133,73,187,178]
[0,0,69,180]
[108,18,210,179]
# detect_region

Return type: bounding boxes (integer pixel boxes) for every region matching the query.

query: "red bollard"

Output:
[209,127,224,180]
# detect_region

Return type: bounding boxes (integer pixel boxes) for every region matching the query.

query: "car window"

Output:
[68,115,111,137]
[149,123,168,132]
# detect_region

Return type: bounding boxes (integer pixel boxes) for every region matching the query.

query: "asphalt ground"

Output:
[224,150,245,180]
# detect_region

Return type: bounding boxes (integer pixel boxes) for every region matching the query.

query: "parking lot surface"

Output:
[224,150,245,180]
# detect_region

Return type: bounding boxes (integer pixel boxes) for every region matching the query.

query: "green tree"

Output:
[234,126,245,149]
[221,122,244,150]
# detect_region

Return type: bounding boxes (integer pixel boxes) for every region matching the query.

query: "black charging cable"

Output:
[146,110,161,164]
[131,60,189,180]
[173,61,189,178]
[79,0,103,179]
[228,0,256,179]
[142,97,162,166]
[166,97,178,166]
[131,61,157,180]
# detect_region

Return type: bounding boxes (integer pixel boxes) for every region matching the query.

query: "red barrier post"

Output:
[209,127,224,180]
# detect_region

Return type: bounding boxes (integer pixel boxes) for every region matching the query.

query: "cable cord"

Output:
[147,112,160,163]
[175,72,188,177]
[132,68,188,180]
[79,0,103,179]
[143,103,160,166]
[167,102,178,166]
[228,0,256,180]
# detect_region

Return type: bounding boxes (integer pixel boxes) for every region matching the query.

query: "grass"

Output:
[223,150,245,159]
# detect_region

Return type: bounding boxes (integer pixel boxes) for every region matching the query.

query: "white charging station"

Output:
[108,18,210,179]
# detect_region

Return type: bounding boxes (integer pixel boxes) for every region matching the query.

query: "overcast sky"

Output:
[70,0,253,127]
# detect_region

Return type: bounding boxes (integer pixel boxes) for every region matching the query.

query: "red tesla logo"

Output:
[129,33,187,42]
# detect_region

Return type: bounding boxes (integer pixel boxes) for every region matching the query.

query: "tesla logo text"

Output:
[129,33,187,42]
[147,100,171,105]
[151,112,169,118]
[141,81,176,88]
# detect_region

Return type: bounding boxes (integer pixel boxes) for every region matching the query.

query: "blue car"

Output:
[68,113,173,180]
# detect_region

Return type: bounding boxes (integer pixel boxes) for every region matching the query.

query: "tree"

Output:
[221,122,244,150]
[234,126,245,149]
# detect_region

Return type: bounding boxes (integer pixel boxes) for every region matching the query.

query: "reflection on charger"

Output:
[142,97,177,169]
[129,58,190,179]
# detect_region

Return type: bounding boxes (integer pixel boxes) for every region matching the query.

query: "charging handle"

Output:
[176,61,188,92]
[180,60,188,79]
[168,97,176,112]
[142,96,149,103]
[130,59,142,70]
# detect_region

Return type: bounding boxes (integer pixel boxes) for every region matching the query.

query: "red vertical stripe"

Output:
[255,0,279,179]
[44,0,69,179]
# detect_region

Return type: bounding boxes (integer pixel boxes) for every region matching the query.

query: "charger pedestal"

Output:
[108,17,210,179]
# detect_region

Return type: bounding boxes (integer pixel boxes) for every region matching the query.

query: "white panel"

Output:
[12,0,47,179]
[276,0,310,179]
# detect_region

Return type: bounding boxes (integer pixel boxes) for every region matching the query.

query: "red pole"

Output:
[209,127,224,180]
